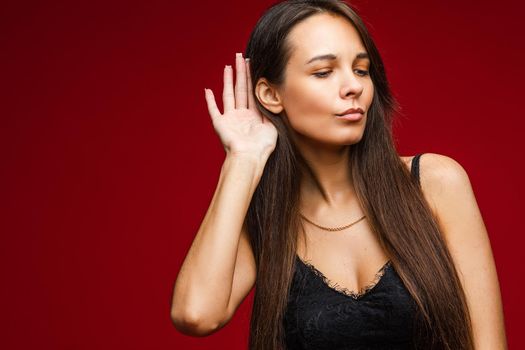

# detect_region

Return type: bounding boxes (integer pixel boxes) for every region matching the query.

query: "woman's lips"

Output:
[336,112,364,121]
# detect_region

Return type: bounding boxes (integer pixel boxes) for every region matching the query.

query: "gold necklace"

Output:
[299,212,366,232]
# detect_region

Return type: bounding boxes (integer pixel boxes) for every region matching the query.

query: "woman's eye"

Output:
[313,70,331,78]
[313,69,369,78]
[355,69,369,76]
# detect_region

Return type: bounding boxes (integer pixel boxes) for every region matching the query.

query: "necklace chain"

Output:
[299,212,367,232]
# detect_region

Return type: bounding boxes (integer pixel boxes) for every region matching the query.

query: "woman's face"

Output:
[278,13,374,148]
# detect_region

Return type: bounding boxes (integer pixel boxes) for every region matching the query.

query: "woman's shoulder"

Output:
[401,152,469,180]
[401,152,473,216]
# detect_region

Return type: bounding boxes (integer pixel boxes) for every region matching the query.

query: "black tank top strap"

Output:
[411,153,423,186]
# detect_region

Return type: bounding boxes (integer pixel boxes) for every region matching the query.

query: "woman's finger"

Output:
[246,59,257,110]
[204,88,221,120]
[235,53,247,109]
[222,65,234,113]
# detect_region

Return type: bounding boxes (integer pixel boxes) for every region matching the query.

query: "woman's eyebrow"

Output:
[305,52,369,65]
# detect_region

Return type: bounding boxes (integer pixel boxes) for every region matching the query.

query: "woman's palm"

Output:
[204,54,278,158]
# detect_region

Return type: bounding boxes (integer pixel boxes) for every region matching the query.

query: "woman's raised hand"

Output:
[204,53,278,161]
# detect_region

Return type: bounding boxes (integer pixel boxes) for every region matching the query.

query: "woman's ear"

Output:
[255,78,284,114]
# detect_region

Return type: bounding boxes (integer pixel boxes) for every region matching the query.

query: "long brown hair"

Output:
[244,1,474,349]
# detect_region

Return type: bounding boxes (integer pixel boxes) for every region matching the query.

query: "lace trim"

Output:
[297,257,392,300]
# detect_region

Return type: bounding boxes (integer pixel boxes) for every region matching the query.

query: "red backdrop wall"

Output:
[2,0,523,348]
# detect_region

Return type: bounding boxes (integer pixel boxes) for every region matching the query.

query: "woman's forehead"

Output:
[286,13,366,63]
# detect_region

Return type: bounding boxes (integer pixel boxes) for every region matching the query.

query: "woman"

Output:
[171,0,507,349]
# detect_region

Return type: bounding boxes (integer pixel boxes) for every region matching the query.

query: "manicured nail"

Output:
[236,52,242,58]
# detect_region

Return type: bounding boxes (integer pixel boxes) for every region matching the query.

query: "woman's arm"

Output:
[170,154,263,336]
[171,53,278,337]
[419,153,508,349]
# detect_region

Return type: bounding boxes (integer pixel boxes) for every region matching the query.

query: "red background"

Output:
[2,0,523,348]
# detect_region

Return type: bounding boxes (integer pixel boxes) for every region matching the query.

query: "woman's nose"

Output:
[340,68,364,98]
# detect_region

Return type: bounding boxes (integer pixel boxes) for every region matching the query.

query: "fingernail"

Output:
[236,52,243,58]
[245,58,250,63]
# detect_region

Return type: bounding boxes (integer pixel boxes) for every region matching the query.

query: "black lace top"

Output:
[283,154,424,350]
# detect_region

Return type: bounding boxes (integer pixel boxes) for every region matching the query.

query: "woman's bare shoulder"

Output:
[412,153,470,189]
[402,152,471,215]
[400,152,465,176]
